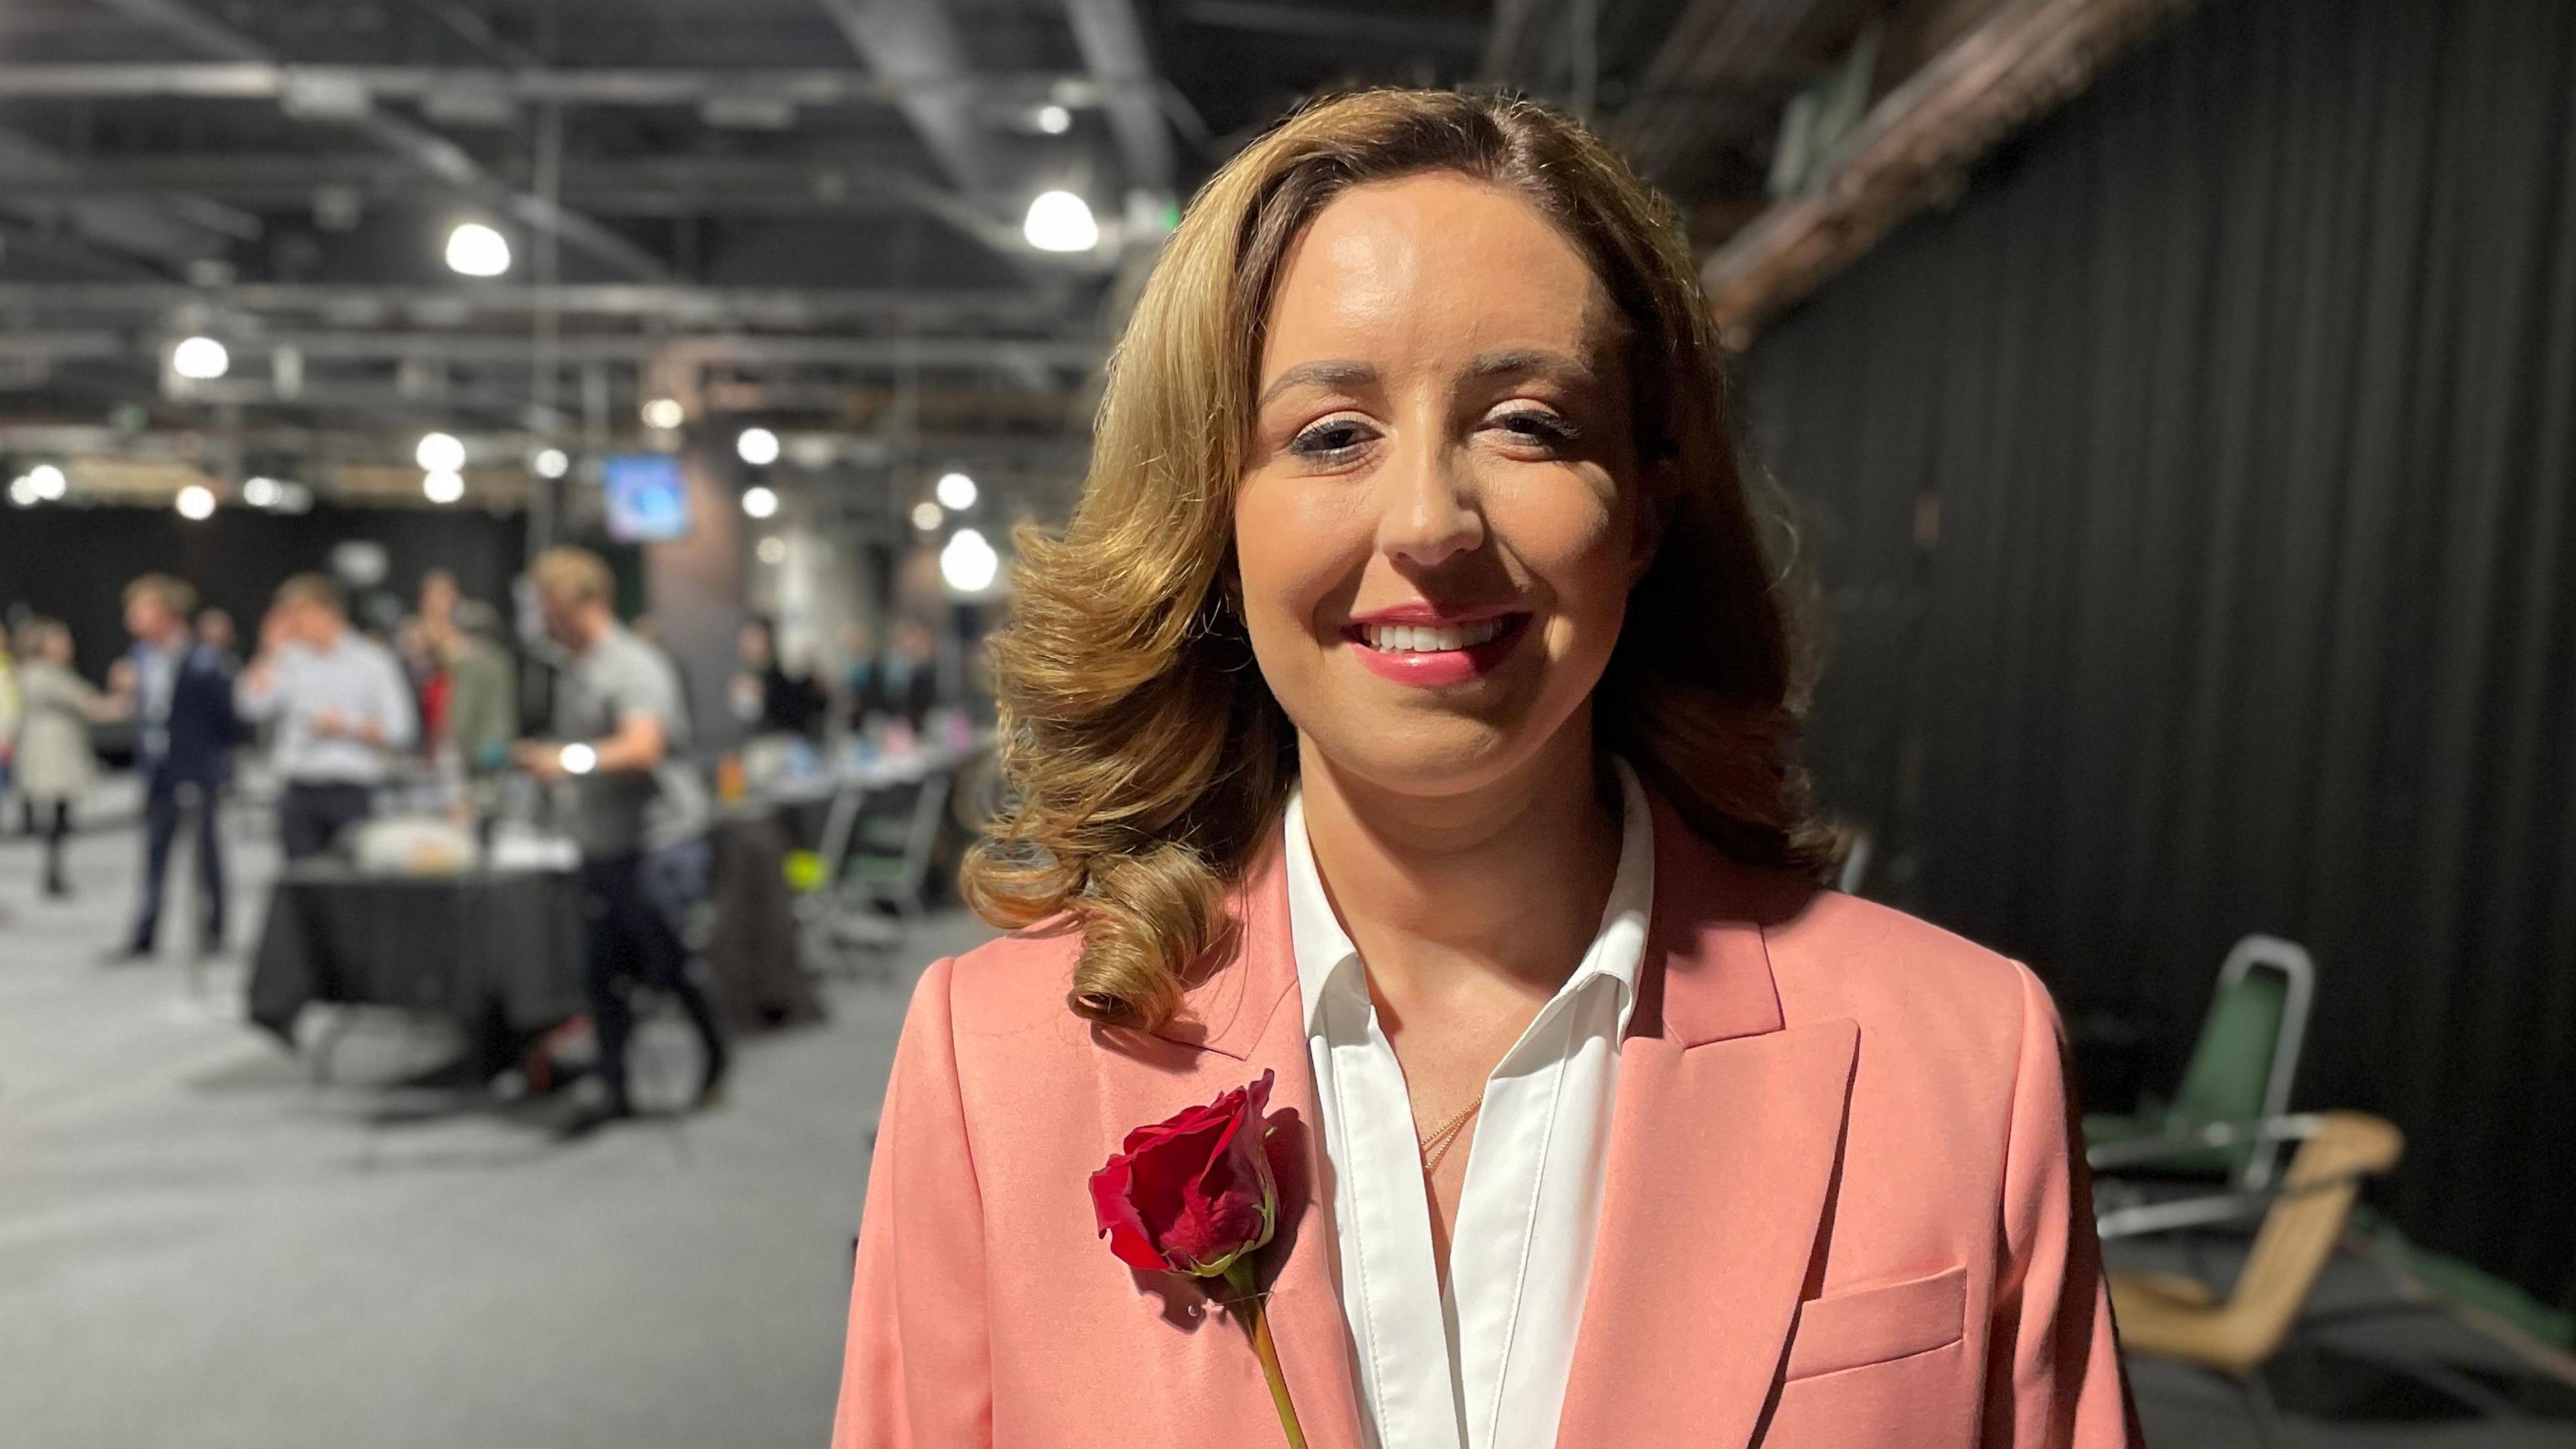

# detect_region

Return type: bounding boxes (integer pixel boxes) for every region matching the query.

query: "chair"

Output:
[2086,934,2315,1194]
[1833,821,1874,897]
[2109,1112,2404,1436]
[798,769,953,981]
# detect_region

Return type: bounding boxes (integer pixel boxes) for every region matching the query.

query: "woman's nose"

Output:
[1377,440,1484,569]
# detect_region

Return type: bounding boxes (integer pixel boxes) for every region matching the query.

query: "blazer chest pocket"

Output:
[1782,1265,1967,1381]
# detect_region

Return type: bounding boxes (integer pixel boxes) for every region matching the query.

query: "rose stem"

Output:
[1222,1262,1309,1449]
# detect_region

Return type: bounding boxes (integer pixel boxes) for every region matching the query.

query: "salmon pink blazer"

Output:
[833,798,2141,1447]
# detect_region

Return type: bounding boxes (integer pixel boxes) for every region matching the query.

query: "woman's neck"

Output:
[1295,718,1625,1005]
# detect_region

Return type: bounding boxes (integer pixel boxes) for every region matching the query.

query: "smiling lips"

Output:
[1342,607,1531,687]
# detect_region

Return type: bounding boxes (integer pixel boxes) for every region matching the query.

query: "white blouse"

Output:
[1283,761,1654,1449]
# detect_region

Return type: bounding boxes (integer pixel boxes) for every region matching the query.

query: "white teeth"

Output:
[1362,616,1511,653]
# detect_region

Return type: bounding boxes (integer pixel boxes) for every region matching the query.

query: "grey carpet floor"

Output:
[0,794,991,1449]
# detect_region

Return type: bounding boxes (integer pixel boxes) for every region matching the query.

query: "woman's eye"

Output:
[1491,409,1580,447]
[1288,419,1375,460]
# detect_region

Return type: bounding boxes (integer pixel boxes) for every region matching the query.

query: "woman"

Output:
[834,91,2135,1448]
[13,620,106,900]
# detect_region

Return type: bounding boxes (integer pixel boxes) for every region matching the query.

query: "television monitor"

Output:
[602,453,692,541]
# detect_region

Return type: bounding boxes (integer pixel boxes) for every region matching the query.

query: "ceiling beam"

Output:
[1610,0,1870,181]
[1700,0,2201,346]
[0,63,1106,108]
[0,125,252,272]
[0,327,1102,372]
[1182,1,1485,52]
[0,281,1065,329]
[82,0,669,282]
[814,0,1009,197]
[1061,0,1176,200]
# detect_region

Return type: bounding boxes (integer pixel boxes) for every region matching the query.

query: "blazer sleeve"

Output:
[833,957,993,1448]
[1983,963,2143,1448]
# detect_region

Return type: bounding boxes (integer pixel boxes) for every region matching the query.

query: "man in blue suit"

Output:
[115,574,238,960]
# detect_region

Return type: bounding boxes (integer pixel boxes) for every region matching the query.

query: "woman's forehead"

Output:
[1258,174,1619,382]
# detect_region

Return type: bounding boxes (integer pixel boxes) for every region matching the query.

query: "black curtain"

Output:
[1740,0,2576,1311]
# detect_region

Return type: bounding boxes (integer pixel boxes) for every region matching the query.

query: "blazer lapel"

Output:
[1556,805,1858,1449]
[1128,841,1370,1449]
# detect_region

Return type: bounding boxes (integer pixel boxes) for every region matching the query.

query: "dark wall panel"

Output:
[1741,0,2576,1308]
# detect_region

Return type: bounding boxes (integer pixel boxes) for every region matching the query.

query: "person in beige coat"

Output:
[13,619,109,900]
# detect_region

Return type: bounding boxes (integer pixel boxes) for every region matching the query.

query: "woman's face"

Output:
[1233,172,1650,800]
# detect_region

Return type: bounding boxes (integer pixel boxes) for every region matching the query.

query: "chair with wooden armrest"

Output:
[2086,934,2316,1193]
[2108,1111,2404,1383]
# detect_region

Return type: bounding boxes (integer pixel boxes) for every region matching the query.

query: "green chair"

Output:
[2085,935,2315,1193]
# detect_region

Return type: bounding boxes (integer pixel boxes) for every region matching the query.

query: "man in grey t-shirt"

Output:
[517,547,727,1138]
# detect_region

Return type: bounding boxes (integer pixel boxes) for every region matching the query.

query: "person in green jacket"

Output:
[430,598,519,796]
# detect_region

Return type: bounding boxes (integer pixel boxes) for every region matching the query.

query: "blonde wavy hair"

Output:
[965,88,1824,1032]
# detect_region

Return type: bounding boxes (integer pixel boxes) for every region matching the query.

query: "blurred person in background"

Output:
[0,631,21,824]
[194,608,241,678]
[0,631,13,928]
[11,619,109,900]
[838,621,878,732]
[516,547,727,1138]
[413,570,462,755]
[394,615,439,755]
[729,616,826,740]
[419,568,460,634]
[115,574,239,960]
[237,573,415,861]
[851,616,939,737]
[431,598,517,782]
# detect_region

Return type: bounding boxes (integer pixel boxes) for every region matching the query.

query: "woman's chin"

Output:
[1297,706,1576,804]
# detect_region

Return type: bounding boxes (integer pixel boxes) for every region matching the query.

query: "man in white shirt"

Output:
[235,573,415,860]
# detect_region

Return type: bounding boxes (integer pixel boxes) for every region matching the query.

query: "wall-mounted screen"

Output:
[602,454,691,541]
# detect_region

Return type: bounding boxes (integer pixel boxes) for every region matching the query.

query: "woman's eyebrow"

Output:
[1256,360,1377,409]
[1466,347,1599,390]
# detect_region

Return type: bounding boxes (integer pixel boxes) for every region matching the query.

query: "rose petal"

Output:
[1089,1154,1167,1273]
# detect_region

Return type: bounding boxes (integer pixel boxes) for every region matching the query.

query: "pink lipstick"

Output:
[1341,602,1531,688]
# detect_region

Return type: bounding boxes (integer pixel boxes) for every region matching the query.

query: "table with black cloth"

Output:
[248,863,586,1055]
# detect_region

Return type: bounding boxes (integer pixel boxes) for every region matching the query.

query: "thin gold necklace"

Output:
[1417,1099,1483,1176]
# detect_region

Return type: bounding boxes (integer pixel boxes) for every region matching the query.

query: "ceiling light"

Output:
[910,500,943,532]
[1023,190,1099,253]
[175,484,216,520]
[415,431,466,473]
[559,742,598,775]
[26,464,66,500]
[741,485,779,519]
[172,335,229,380]
[756,536,788,566]
[1036,103,1071,135]
[422,469,466,504]
[736,426,781,467]
[242,476,280,508]
[533,447,570,479]
[934,470,977,511]
[444,221,511,277]
[7,476,39,508]
[641,397,685,431]
[940,527,1000,594]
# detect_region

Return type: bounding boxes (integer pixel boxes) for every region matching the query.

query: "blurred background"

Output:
[1,0,2572,1445]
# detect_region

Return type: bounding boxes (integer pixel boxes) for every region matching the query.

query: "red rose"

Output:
[1091,1069,1281,1277]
